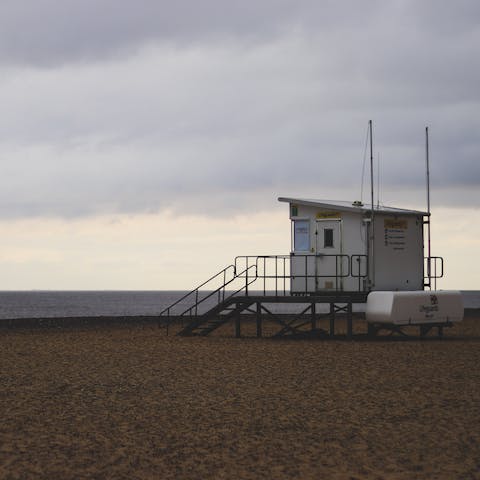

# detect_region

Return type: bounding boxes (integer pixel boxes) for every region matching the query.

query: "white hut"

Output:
[279,197,430,293]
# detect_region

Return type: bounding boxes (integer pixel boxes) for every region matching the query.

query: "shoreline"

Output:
[1,309,479,337]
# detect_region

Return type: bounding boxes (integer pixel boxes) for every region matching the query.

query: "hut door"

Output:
[315,220,342,291]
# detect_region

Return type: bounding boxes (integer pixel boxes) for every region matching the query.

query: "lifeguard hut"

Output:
[158,195,461,338]
[280,197,428,293]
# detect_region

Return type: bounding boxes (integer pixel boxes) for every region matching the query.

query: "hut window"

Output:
[324,228,334,248]
[293,220,310,251]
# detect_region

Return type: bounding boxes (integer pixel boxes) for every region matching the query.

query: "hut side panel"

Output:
[373,214,424,291]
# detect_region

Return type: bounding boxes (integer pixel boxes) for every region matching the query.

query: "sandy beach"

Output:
[1,314,479,479]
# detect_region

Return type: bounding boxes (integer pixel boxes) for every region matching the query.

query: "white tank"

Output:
[366,290,463,325]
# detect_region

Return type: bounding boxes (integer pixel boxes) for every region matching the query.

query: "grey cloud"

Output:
[0,0,461,67]
[0,1,479,219]
[0,0,307,66]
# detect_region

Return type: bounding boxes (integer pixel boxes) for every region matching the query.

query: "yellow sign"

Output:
[316,211,341,219]
[384,218,408,229]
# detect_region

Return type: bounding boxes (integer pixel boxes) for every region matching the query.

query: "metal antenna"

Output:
[377,152,380,208]
[369,120,375,288]
[425,126,432,289]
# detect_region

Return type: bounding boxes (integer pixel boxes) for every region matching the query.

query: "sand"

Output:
[1,315,479,479]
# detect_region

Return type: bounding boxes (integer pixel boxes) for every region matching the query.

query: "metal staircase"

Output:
[158,261,259,336]
[178,297,256,336]
[158,254,366,336]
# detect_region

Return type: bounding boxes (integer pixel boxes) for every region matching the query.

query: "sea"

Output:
[0,290,479,320]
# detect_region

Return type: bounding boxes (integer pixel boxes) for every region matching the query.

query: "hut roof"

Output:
[278,197,428,216]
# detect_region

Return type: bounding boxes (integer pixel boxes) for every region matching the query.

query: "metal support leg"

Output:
[420,325,432,337]
[235,310,241,338]
[329,303,335,337]
[311,303,316,331]
[256,302,262,338]
[347,302,353,339]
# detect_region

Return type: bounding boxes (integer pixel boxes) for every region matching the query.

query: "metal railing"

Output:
[424,256,444,290]
[234,254,368,296]
[159,264,257,319]
[350,254,369,292]
[234,255,289,296]
[159,264,235,318]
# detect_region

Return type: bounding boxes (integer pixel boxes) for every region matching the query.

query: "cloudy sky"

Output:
[1,0,479,289]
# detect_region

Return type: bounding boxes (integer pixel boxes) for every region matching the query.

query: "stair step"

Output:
[177,297,256,336]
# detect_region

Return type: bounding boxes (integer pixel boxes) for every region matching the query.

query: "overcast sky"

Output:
[1,0,479,289]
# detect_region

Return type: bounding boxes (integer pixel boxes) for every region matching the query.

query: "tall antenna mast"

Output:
[369,120,375,288]
[425,126,432,289]
[377,152,380,208]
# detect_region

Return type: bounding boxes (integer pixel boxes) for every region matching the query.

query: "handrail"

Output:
[235,255,290,296]
[236,254,352,279]
[179,264,257,317]
[424,256,444,279]
[350,255,368,292]
[424,256,444,290]
[235,254,361,295]
[159,264,236,316]
[225,265,259,299]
